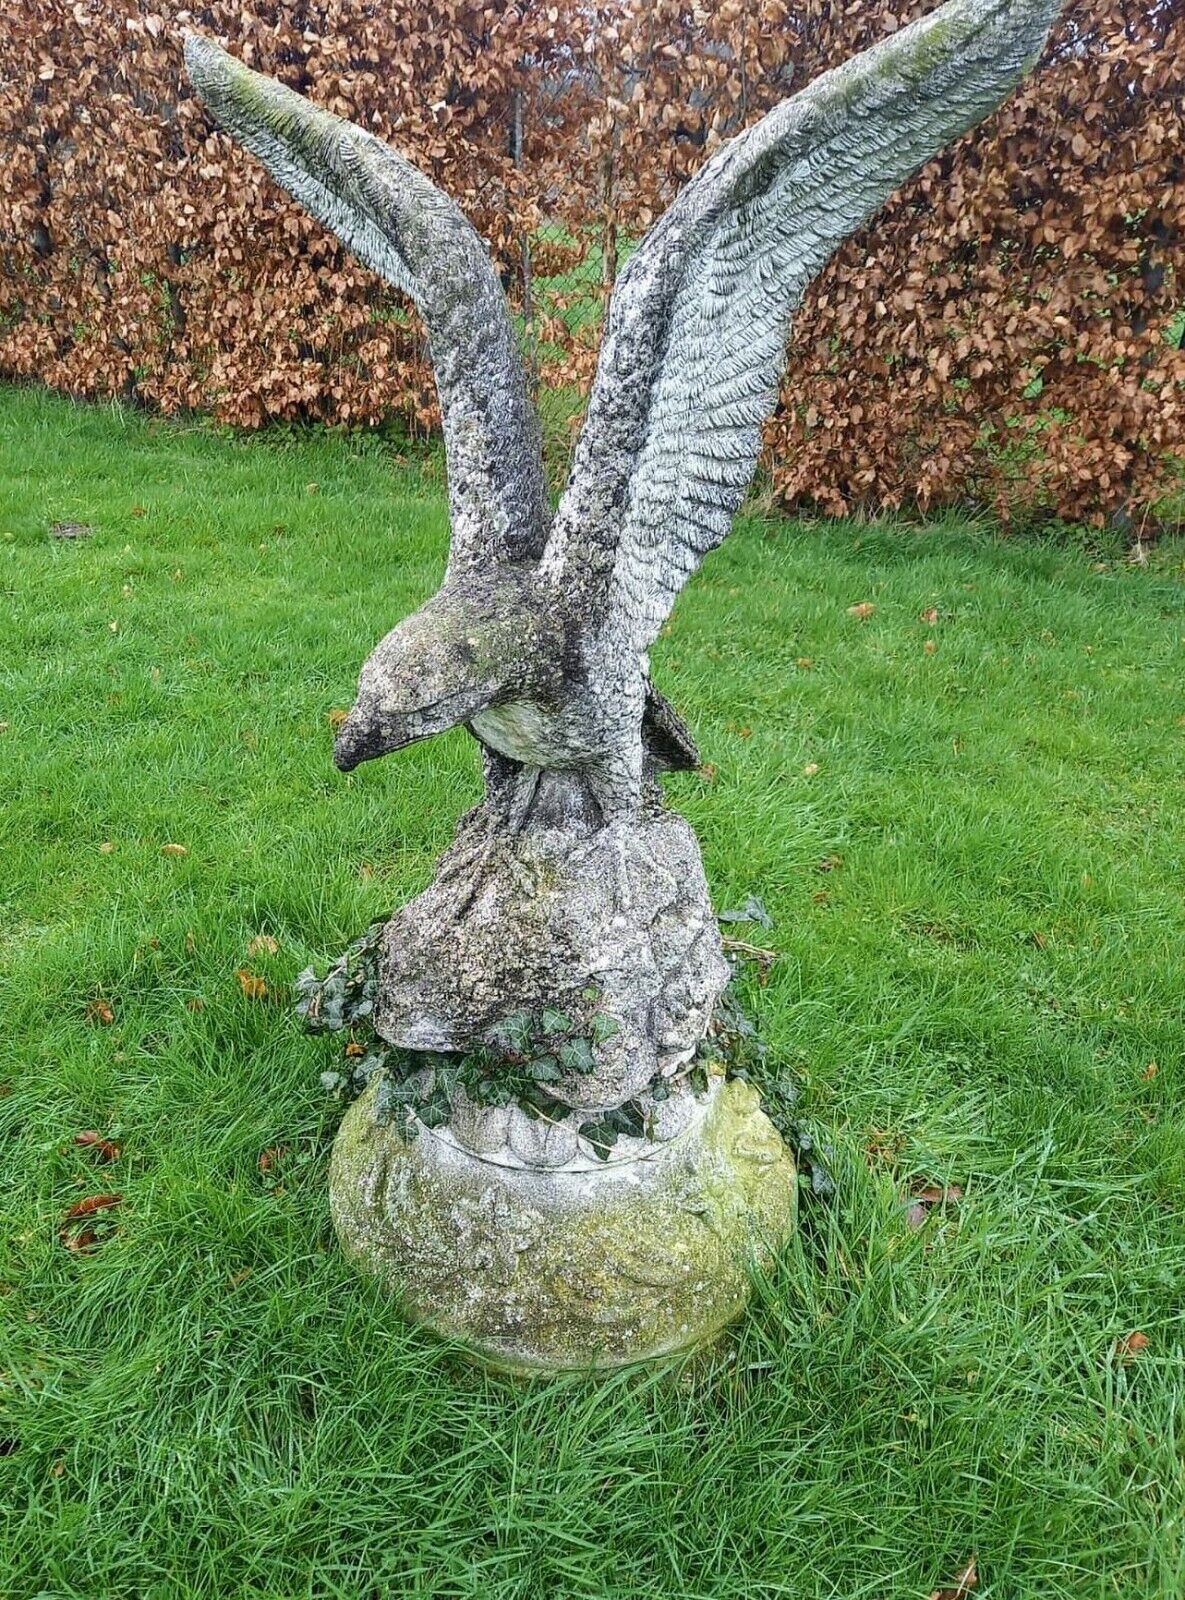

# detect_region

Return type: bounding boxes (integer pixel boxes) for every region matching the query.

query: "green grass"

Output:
[2,384,1184,1599]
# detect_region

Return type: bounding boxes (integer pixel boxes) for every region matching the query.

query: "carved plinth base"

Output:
[329,1075,796,1372]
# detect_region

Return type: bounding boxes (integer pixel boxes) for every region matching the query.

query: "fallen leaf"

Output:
[185,996,205,1012]
[99,840,115,854]
[50,520,93,539]
[230,1268,252,1286]
[73,1131,121,1162]
[698,762,717,783]
[924,638,937,655]
[64,1193,122,1220]
[795,657,814,669]
[237,969,268,1002]
[247,934,279,957]
[1141,1061,1158,1081]
[306,482,320,494]
[815,854,843,873]
[719,895,773,930]
[108,620,119,633]
[919,607,939,623]
[345,1041,366,1059]
[258,1145,289,1172]
[803,762,820,776]
[130,504,146,518]
[906,1182,964,1227]
[847,601,875,620]
[0,721,8,732]
[929,1555,977,1600]
[1115,1330,1149,1361]
[327,708,349,730]
[160,843,188,858]
[85,999,115,1026]
[738,726,753,739]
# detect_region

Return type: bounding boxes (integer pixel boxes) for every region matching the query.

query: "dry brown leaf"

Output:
[63,1193,122,1220]
[906,1182,965,1227]
[99,840,116,854]
[847,602,876,621]
[1114,1330,1149,1361]
[73,1131,121,1162]
[327,709,349,730]
[236,969,268,1002]
[85,999,115,1026]
[919,606,939,623]
[258,1144,289,1171]
[160,843,188,858]
[929,1556,978,1600]
[62,1227,99,1254]
[247,934,279,957]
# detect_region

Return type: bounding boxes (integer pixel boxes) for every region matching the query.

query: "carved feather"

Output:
[183,35,549,577]
[542,0,1061,655]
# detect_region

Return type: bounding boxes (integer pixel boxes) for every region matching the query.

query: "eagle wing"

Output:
[184,36,549,575]
[540,0,1059,655]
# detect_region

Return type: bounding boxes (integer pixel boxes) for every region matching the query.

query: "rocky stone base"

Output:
[329,1075,796,1372]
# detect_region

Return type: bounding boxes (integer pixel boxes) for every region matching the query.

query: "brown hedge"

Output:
[1,0,1182,527]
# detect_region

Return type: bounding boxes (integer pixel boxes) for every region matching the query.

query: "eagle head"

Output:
[332,588,511,773]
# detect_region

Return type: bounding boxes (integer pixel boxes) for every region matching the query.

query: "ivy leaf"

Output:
[558,1037,596,1075]
[580,1119,616,1160]
[590,1012,620,1045]
[528,1054,562,1082]
[718,894,773,929]
[486,1010,533,1054]
[540,1007,573,1037]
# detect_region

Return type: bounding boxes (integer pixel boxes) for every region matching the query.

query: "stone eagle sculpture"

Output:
[185,0,1060,1371]
[185,0,1058,830]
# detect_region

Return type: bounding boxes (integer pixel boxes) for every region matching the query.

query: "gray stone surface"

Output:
[186,0,1058,1368]
[376,780,729,1112]
[331,1076,797,1372]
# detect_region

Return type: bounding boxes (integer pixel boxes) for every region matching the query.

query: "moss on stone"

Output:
[330,1077,796,1374]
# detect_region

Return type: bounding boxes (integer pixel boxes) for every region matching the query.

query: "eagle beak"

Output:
[332,706,413,772]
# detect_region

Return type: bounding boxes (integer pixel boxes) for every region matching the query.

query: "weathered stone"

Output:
[331,1075,796,1372]
[187,0,1058,1371]
[376,786,730,1111]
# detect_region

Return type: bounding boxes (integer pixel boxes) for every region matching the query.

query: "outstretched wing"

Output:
[184,35,549,575]
[541,0,1059,653]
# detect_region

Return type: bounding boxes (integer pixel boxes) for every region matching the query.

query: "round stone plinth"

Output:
[329,1077,796,1373]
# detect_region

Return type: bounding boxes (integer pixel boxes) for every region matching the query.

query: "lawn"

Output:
[2,384,1183,1599]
